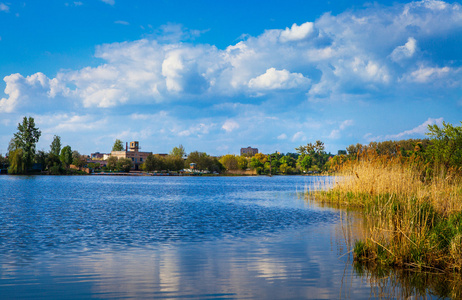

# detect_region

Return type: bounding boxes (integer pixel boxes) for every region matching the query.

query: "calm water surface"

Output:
[0,175,444,299]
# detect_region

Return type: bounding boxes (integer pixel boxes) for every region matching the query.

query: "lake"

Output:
[0,175,447,299]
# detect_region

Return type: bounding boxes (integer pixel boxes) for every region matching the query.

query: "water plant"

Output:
[310,144,462,273]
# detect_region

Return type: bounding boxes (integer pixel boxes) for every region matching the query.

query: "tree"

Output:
[72,150,86,167]
[170,144,186,157]
[60,146,73,167]
[112,139,124,151]
[219,154,239,170]
[34,150,48,171]
[50,135,61,156]
[426,121,462,171]
[8,149,25,174]
[107,156,118,171]
[164,155,185,171]
[117,158,133,172]
[297,155,312,172]
[143,154,164,171]
[11,116,41,172]
[237,156,248,170]
[186,151,223,172]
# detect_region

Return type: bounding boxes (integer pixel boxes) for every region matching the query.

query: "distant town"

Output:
[1,116,434,176]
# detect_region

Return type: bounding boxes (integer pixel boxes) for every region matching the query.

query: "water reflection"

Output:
[0,176,455,299]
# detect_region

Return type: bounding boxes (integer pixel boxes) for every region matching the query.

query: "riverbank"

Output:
[309,151,462,274]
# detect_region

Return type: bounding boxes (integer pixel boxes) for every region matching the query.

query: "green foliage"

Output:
[34,150,47,171]
[60,146,73,167]
[143,154,165,171]
[117,158,133,172]
[237,156,248,170]
[426,121,462,172]
[50,135,61,156]
[169,144,185,157]
[72,150,86,167]
[106,156,118,171]
[186,151,223,172]
[112,139,124,151]
[11,116,41,172]
[219,154,239,170]
[297,155,312,172]
[8,148,26,174]
[45,153,62,173]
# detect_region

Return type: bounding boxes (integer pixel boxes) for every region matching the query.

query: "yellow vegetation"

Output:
[311,148,462,273]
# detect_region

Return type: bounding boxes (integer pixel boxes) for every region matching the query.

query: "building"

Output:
[240,146,258,156]
[110,141,152,170]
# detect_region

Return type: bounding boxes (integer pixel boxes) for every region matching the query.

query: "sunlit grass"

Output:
[310,149,462,273]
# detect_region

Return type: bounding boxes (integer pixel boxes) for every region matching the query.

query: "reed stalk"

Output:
[310,149,462,273]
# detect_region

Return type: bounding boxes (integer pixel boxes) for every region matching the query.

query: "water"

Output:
[0,175,447,299]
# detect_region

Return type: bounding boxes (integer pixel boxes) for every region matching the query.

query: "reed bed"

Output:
[310,149,462,273]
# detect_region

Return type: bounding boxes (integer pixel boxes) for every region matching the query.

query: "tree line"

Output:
[2,116,461,176]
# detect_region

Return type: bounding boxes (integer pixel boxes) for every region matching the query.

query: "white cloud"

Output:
[328,129,340,139]
[407,66,452,83]
[279,22,316,42]
[178,123,214,137]
[222,120,239,132]
[248,68,310,91]
[339,119,354,130]
[277,133,287,140]
[390,37,417,61]
[291,131,306,142]
[0,3,9,12]
[115,20,129,25]
[101,0,114,5]
[2,0,462,113]
[371,117,444,141]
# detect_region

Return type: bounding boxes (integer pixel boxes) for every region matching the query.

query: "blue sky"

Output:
[1,0,461,156]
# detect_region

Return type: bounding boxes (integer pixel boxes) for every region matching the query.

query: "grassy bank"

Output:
[310,149,462,273]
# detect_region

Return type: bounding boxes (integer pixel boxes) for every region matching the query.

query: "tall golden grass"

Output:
[311,148,462,273]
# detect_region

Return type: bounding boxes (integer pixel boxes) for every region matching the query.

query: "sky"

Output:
[0,0,461,156]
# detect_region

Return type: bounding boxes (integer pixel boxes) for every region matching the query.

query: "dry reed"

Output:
[310,148,462,273]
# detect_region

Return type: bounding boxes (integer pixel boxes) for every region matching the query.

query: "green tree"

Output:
[60,145,73,167]
[117,158,133,172]
[297,155,312,172]
[169,144,186,157]
[50,135,61,156]
[219,154,239,170]
[8,148,26,174]
[34,150,48,171]
[107,156,118,171]
[237,156,249,170]
[112,139,124,151]
[426,121,462,171]
[72,150,86,167]
[143,154,165,171]
[11,116,41,172]
[164,155,185,171]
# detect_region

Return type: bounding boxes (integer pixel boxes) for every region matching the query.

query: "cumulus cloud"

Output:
[390,37,417,61]
[0,72,59,113]
[2,0,462,113]
[248,68,310,91]
[279,22,316,42]
[407,66,452,83]
[222,120,239,132]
